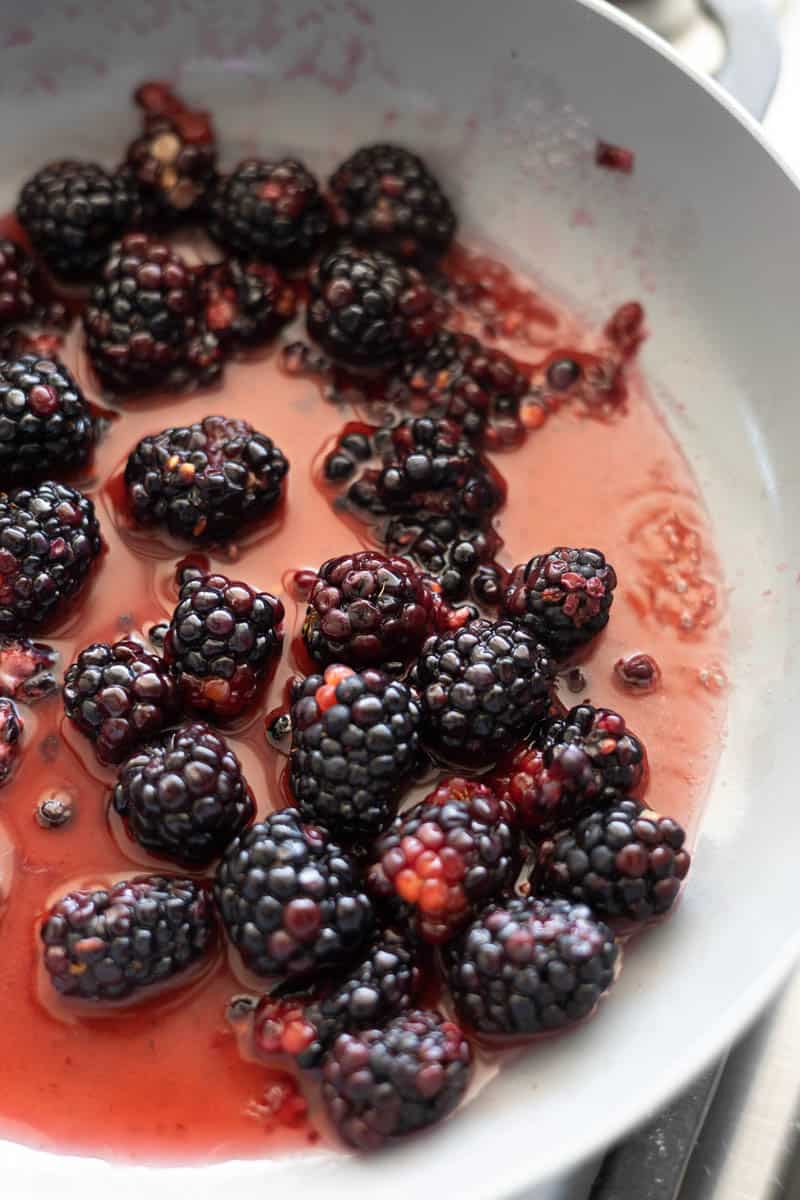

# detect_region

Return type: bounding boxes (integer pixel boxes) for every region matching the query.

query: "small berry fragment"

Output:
[502,548,617,659]
[614,652,661,693]
[0,635,58,703]
[0,698,22,787]
[36,790,74,828]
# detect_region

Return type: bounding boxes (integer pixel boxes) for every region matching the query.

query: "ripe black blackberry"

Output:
[208,158,330,268]
[16,160,139,280]
[322,1009,472,1150]
[367,777,519,944]
[0,238,38,327]
[306,247,446,369]
[537,798,690,921]
[289,663,421,839]
[329,143,456,265]
[502,547,617,659]
[0,355,94,484]
[412,618,555,764]
[82,233,200,391]
[0,480,101,631]
[214,807,374,980]
[444,896,619,1037]
[125,415,289,542]
[254,930,420,1069]
[113,721,254,866]
[165,569,284,719]
[125,81,217,221]
[40,875,214,1001]
[63,638,179,765]
[302,550,436,671]
[197,260,297,349]
[389,515,503,605]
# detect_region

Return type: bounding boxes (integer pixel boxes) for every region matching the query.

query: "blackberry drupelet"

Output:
[537,798,690,921]
[125,415,288,542]
[40,875,214,1001]
[329,143,456,265]
[306,247,446,368]
[444,896,619,1037]
[0,355,94,483]
[113,721,254,866]
[125,82,217,221]
[17,161,139,280]
[82,233,199,391]
[502,547,617,659]
[197,260,297,349]
[208,158,330,267]
[321,1009,472,1150]
[63,638,179,765]
[165,569,284,719]
[0,480,101,631]
[302,550,436,671]
[289,663,422,839]
[412,618,555,764]
[0,698,22,787]
[254,930,420,1068]
[367,777,519,943]
[214,807,374,980]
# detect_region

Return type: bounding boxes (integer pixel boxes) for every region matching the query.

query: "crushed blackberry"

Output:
[502,548,617,659]
[208,158,330,268]
[329,143,456,265]
[289,663,422,839]
[214,807,374,981]
[367,777,519,943]
[17,160,139,280]
[165,570,284,719]
[322,1009,472,1150]
[412,618,555,764]
[306,247,446,368]
[0,480,101,631]
[0,698,22,788]
[0,354,95,483]
[302,550,436,671]
[125,81,217,220]
[63,638,179,765]
[0,634,58,702]
[125,414,288,542]
[41,875,214,1001]
[113,721,254,866]
[254,930,420,1069]
[444,896,619,1037]
[197,260,297,350]
[537,798,690,921]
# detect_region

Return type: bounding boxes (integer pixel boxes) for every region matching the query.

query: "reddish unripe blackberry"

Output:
[322,1009,471,1150]
[302,550,436,671]
[41,875,214,1001]
[537,798,690,921]
[197,260,297,349]
[125,81,217,220]
[214,808,374,981]
[367,777,519,944]
[0,698,22,788]
[113,721,254,866]
[209,158,330,267]
[63,638,179,765]
[0,355,94,484]
[0,634,58,703]
[444,896,620,1037]
[502,548,617,659]
[329,143,456,265]
[165,570,284,719]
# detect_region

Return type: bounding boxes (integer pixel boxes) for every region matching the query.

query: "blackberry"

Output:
[17,161,139,280]
[329,143,456,265]
[302,550,436,671]
[165,570,284,719]
[208,158,330,268]
[537,798,690,921]
[306,247,445,369]
[0,238,38,327]
[0,480,101,631]
[125,415,289,542]
[113,721,254,866]
[367,777,519,944]
[214,807,374,981]
[125,81,217,221]
[0,634,58,703]
[63,638,179,765]
[502,548,617,659]
[0,698,22,788]
[41,875,214,1001]
[254,930,420,1068]
[0,355,94,483]
[412,619,555,764]
[322,1009,471,1150]
[82,233,199,392]
[289,663,421,839]
[444,896,619,1037]
[197,260,297,349]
